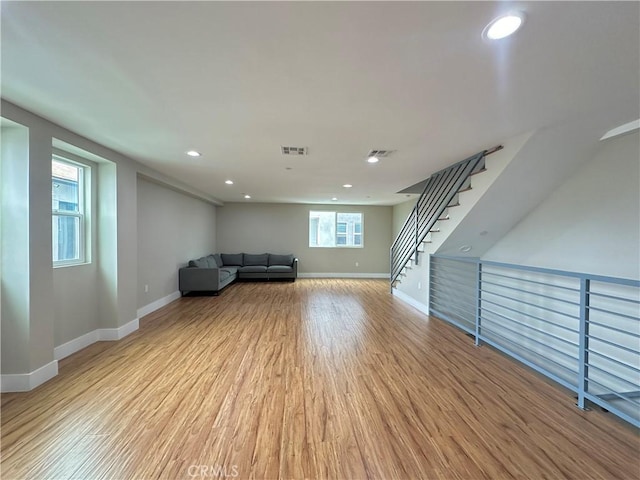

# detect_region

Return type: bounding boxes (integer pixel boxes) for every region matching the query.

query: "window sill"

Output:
[53,261,91,269]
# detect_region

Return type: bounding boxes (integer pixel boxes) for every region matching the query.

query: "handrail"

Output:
[390,147,498,287]
[429,254,640,429]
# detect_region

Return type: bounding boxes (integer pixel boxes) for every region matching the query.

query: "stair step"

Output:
[458,186,472,193]
[447,202,460,208]
[437,215,450,221]
[430,228,440,233]
[469,167,487,176]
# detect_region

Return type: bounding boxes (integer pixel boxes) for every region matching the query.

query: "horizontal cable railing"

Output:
[429,254,640,428]
[390,147,500,288]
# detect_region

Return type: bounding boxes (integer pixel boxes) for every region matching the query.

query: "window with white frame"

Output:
[309,211,363,248]
[52,157,89,266]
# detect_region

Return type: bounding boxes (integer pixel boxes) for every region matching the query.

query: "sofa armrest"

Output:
[293,258,298,278]
[179,267,221,292]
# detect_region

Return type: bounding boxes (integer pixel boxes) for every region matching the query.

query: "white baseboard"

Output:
[54,317,139,361]
[392,288,430,316]
[137,290,181,318]
[298,273,389,279]
[54,330,99,360]
[1,360,58,393]
[98,317,139,341]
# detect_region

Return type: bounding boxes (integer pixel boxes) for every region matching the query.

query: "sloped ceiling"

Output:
[1,1,638,205]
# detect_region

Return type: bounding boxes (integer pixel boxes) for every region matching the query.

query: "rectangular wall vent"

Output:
[281,146,308,155]
[367,149,394,158]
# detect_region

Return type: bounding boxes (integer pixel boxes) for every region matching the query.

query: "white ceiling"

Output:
[1,1,638,205]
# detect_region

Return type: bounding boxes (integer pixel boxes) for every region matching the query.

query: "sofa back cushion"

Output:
[269,254,294,266]
[189,256,209,268]
[244,253,269,266]
[221,253,244,266]
[212,253,224,268]
[206,255,218,268]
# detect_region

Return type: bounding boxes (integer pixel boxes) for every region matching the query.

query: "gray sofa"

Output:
[179,253,297,295]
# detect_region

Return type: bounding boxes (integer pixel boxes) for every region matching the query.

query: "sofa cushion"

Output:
[267,265,293,273]
[221,253,243,266]
[220,266,238,276]
[213,253,224,268]
[238,265,268,273]
[269,254,294,266]
[244,253,269,266]
[189,256,209,268]
[206,255,218,268]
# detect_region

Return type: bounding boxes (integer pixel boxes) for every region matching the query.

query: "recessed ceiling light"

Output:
[483,12,525,40]
[367,156,379,164]
[331,197,338,201]
[343,184,353,188]
[244,194,251,199]
[225,180,234,185]
[186,150,201,157]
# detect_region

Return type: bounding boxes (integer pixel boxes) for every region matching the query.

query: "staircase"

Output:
[390,146,502,290]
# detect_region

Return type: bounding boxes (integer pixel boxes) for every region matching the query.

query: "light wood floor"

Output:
[1,279,638,479]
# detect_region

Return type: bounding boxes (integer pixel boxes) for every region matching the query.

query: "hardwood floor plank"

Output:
[2,279,638,479]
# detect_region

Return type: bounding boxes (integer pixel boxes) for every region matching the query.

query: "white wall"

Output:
[137,177,217,309]
[216,203,392,275]
[0,103,137,388]
[1,120,56,380]
[1,124,33,373]
[51,152,100,347]
[483,131,640,280]
[392,198,414,240]
[0,100,220,390]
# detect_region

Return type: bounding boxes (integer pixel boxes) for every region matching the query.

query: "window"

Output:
[336,222,347,245]
[52,157,89,266]
[309,211,363,248]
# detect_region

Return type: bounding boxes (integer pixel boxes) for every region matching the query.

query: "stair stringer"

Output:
[392,130,534,311]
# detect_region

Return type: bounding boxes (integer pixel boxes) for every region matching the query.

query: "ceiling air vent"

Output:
[281,146,308,155]
[367,149,394,158]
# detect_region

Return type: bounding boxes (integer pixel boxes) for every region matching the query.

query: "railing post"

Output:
[414,203,420,265]
[577,277,590,410]
[475,260,482,347]
[389,247,393,293]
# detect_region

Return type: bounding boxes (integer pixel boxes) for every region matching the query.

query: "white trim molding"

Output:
[1,360,58,393]
[298,273,389,279]
[97,317,139,341]
[54,317,139,361]
[6,319,142,392]
[600,119,640,141]
[137,290,181,319]
[54,330,99,360]
[391,288,430,316]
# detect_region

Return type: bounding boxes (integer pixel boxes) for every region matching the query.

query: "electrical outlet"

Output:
[144,284,149,293]
[418,281,422,290]
[355,262,359,267]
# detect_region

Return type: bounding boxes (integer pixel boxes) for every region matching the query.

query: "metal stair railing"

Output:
[390,147,499,288]
[429,254,640,429]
